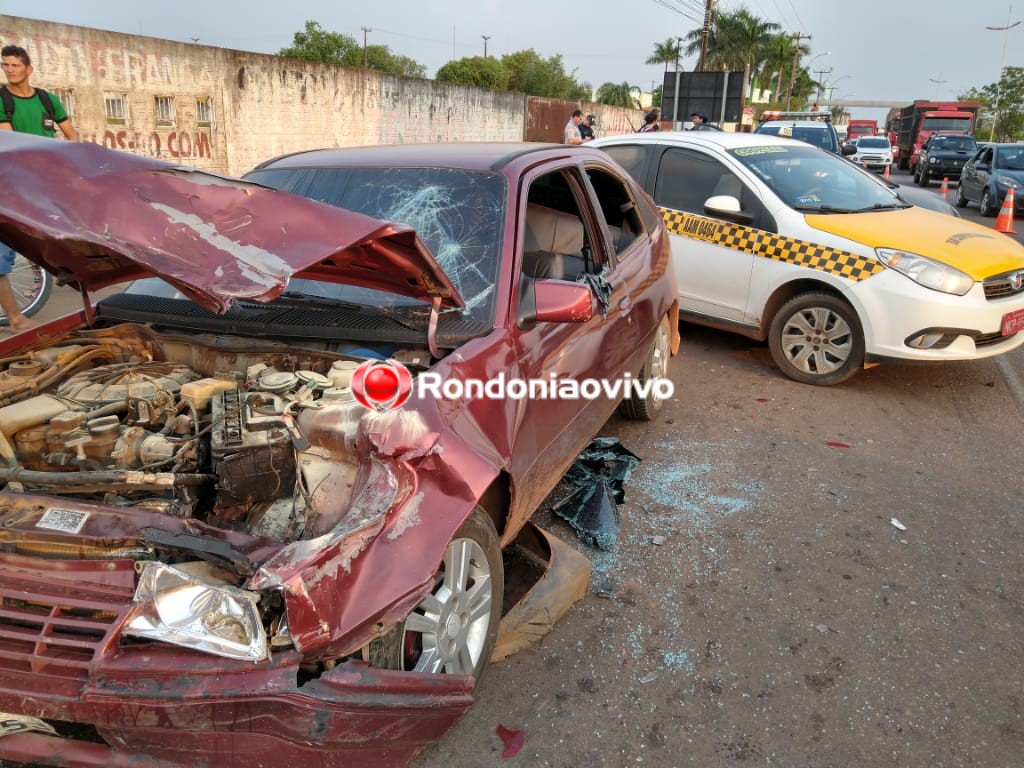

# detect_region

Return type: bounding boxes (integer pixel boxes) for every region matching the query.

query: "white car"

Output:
[591,131,1024,385]
[850,136,893,172]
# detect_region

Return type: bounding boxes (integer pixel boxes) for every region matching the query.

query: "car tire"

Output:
[618,315,671,421]
[367,507,503,685]
[980,188,996,217]
[954,182,969,208]
[768,292,865,386]
[916,165,929,187]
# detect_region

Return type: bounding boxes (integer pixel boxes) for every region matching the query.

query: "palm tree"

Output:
[718,9,780,106]
[683,7,779,106]
[646,38,681,72]
[762,33,808,104]
[596,81,638,108]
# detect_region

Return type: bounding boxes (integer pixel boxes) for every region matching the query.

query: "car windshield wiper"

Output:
[851,202,913,212]
[792,204,857,214]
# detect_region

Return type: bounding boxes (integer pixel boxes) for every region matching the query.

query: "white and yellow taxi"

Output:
[591,132,1024,385]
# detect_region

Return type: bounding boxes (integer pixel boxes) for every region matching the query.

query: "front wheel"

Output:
[916,165,929,186]
[368,508,503,684]
[768,293,865,386]
[0,254,52,326]
[980,188,997,217]
[954,182,969,208]
[618,315,671,421]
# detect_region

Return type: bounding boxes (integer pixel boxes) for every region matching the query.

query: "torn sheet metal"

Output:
[0,132,463,313]
[551,437,640,550]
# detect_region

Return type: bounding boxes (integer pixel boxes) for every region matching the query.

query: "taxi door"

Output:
[649,146,773,323]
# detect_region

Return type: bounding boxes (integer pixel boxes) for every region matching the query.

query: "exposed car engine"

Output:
[0,325,376,542]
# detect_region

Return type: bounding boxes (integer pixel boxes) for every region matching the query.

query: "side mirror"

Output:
[841,143,858,156]
[518,277,593,328]
[704,194,754,224]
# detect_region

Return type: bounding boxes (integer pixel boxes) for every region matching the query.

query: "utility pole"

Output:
[361,26,371,69]
[482,35,491,57]
[697,0,716,72]
[987,6,1021,141]
[813,67,832,106]
[785,32,812,111]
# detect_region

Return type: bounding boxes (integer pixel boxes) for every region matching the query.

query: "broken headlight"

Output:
[124,562,268,661]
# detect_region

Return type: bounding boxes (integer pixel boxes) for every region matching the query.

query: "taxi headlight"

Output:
[876,248,974,296]
[995,175,1021,189]
[124,562,268,661]
[929,156,940,164]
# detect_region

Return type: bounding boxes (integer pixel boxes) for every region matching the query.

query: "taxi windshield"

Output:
[730,144,904,213]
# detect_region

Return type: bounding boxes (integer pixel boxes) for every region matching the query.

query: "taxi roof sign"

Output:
[759,110,833,123]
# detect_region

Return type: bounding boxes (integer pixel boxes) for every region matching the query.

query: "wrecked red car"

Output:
[0,133,678,767]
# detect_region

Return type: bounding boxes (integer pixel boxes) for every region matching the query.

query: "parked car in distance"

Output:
[754,110,855,156]
[914,133,978,186]
[590,130,1024,385]
[0,133,678,767]
[850,135,893,173]
[956,142,1024,216]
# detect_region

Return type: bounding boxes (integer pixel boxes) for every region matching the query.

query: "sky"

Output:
[3,0,1021,126]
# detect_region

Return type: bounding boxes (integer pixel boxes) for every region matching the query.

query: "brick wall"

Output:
[2,16,645,176]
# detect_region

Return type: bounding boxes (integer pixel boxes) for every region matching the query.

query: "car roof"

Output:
[591,130,813,152]
[253,142,594,173]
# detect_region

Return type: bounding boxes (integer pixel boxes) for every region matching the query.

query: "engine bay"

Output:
[0,324,423,543]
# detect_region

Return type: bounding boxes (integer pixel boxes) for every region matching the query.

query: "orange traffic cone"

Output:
[883,163,891,181]
[939,177,949,201]
[994,186,1017,234]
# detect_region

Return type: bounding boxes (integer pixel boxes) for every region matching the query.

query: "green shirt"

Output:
[1,88,68,137]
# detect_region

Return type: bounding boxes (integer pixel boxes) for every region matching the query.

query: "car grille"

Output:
[0,560,131,682]
[976,330,1016,347]
[983,271,1024,300]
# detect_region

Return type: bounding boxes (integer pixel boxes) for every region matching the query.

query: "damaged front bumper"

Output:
[0,652,473,768]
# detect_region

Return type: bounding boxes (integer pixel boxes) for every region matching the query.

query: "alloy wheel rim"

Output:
[780,307,853,375]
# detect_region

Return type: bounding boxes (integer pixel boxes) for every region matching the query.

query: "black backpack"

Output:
[0,85,57,126]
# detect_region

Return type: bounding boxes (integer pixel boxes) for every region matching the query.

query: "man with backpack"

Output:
[0,44,77,332]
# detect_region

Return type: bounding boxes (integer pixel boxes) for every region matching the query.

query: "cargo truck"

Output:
[889,101,979,172]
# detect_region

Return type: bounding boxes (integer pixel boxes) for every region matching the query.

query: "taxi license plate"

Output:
[1001,308,1024,336]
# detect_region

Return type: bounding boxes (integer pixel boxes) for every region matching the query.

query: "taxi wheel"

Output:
[367,508,503,686]
[619,315,671,421]
[769,293,865,386]
[954,183,969,208]
[980,188,996,217]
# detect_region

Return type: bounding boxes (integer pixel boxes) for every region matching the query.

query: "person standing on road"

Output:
[563,109,586,145]
[0,44,78,332]
[579,113,596,143]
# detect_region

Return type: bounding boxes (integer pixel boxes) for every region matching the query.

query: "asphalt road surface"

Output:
[415,322,1024,768]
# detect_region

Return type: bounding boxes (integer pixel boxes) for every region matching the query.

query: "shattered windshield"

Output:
[247,166,505,325]
[731,144,903,213]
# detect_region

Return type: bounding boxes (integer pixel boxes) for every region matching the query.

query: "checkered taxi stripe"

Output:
[660,208,885,282]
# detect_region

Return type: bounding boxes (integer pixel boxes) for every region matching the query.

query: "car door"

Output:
[650,145,771,323]
[964,146,994,202]
[505,160,654,535]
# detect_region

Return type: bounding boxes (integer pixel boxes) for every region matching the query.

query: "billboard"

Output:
[661,71,745,125]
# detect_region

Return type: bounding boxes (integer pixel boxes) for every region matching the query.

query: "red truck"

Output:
[889,100,979,172]
[846,119,878,143]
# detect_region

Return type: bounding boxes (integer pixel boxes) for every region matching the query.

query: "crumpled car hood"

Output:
[0,132,463,313]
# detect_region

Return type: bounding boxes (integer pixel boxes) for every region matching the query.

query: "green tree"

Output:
[646,38,681,71]
[436,56,511,90]
[596,82,638,108]
[500,49,590,99]
[279,21,358,66]
[279,21,425,77]
[963,66,1024,141]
